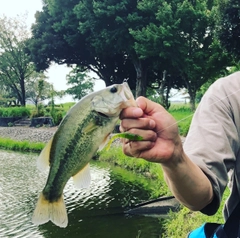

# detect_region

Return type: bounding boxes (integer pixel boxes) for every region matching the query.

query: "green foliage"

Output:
[31,104,45,118]
[0,15,37,106]
[217,0,240,60]
[51,109,63,125]
[27,0,236,104]
[0,107,31,117]
[131,0,232,110]
[0,137,45,152]
[29,102,66,126]
[25,74,52,106]
[27,2,137,89]
[65,67,94,100]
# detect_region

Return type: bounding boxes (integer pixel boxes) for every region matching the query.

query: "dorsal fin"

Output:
[72,163,91,188]
[37,137,53,171]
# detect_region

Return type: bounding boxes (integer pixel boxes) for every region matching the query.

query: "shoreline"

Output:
[0,126,186,144]
[0,126,57,143]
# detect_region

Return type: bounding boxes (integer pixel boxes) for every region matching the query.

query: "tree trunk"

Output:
[132,59,147,97]
[183,75,196,111]
[158,71,166,106]
[188,89,196,111]
[20,77,26,106]
[158,71,171,109]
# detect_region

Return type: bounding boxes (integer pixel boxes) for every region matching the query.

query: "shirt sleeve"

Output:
[183,77,240,216]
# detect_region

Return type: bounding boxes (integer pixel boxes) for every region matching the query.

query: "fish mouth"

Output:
[96,111,109,118]
[91,82,136,118]
[120,82,137,107]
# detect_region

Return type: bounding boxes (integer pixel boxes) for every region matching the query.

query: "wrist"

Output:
[161,135,185,168]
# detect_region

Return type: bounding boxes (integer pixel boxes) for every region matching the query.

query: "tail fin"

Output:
[32,192,68,228]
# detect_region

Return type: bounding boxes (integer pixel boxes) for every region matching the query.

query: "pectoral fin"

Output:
[72,163,91,188]
[82,121,98,134]
[37,137,53,171]
[98,133,110,151]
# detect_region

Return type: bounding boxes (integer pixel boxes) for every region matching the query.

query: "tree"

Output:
[27,0,233,107]
[27,0,162,97]
[0,15,36,106]
[25,72,53,107]
[0,84,17,106]
[131,0,231,110]
[74,0,154,97]
[217,0,240,60]
[26,3,136,89]
[65,67,94,100]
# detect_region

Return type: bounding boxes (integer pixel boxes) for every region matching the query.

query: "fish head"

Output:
[91,82,137,117]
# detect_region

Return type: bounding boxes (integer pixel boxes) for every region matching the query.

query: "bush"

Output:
[51,110,63,125]
[31,104,45,118]
[0,107,31,117]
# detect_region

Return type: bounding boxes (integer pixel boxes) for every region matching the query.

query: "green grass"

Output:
[0,137,45,152]
[61,102,75,111]
[162,189,229,237]
[98,146,171,198]
[168,104,194,136]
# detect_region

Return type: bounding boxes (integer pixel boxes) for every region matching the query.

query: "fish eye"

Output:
[110,86,118,93]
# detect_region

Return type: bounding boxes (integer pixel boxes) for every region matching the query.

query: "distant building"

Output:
[169,89,190,104]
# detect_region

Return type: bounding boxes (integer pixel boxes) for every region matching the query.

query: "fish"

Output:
[32,82,136,228]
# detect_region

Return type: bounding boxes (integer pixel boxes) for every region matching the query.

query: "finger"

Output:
[122,140,155,158]
[127,128,157,141]
[120,118,156,132]
[121,129,157,151]
[120,106,143,120]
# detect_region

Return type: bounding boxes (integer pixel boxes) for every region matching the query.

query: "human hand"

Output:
[120,96,183,164]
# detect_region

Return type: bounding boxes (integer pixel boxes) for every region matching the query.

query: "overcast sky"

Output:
[0,0,105,102]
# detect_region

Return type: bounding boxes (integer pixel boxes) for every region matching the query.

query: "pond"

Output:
[0,150,166,238]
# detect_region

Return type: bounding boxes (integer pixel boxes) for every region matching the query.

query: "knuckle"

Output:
[129,128,138,135]
[120,120,129,130]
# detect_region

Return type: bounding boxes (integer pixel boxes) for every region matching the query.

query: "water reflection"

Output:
[0,150,164,238]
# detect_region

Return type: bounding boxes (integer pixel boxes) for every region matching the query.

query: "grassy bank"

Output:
[97,146,171,198]
[0,137,45,153]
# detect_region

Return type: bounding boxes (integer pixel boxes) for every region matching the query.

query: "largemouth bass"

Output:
[32,82,136,228]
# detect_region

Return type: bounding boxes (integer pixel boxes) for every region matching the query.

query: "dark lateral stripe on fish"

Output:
[43,111,110,202]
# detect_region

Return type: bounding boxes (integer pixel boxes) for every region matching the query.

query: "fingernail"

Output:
[149,119,155,128]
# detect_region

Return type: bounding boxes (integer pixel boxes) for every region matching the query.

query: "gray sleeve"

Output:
[183,79,240,215]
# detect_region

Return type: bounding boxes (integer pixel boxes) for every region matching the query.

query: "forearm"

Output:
[162,151,214,211]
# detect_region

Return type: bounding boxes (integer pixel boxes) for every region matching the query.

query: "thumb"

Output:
[136,96,161,115]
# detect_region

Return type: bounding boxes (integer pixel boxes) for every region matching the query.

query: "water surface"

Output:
[0,150,165,238]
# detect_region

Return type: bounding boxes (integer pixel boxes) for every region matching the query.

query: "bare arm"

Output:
[120,96,213,211]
